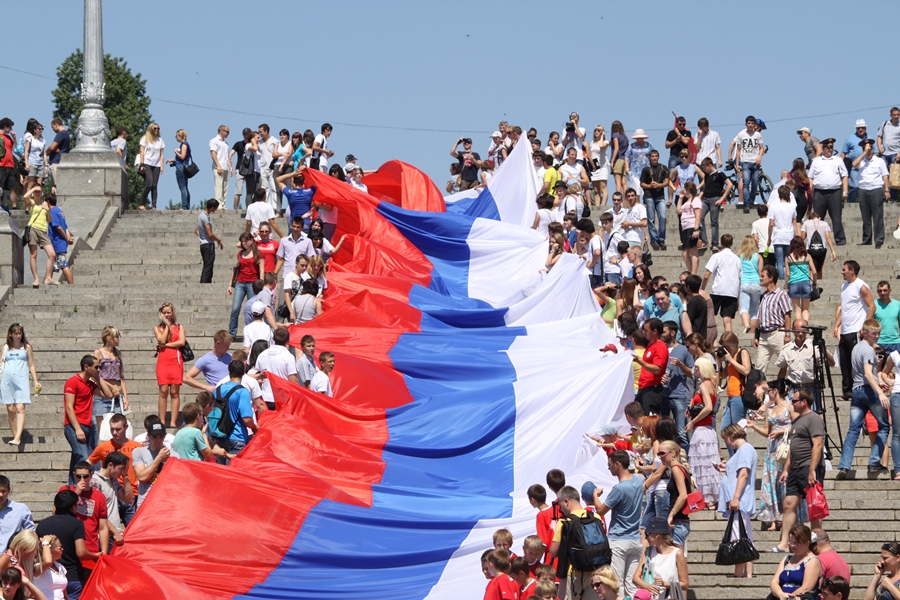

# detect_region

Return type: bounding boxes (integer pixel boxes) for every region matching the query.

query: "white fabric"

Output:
[242,321,273,350]
[752,217,772,253]
[310,371,333,396]
[482,139,541,227]
[504,255,602,326]
[622,203,647,245]
[209,136,229,170]
[246,202,275,233]
[695,130,721,163]
[466,218,547,308]
[891,350,900,395]
[809,155,847,189]
[215,373,263,402]
[98,414,134,443]
[704,248,741,298]
[140,138,165,167]
[769,202,797,245]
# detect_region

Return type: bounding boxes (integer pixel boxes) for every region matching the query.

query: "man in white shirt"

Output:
[309,352,334,397]
[878,107,900,202]
[245,189,283,237]
[852,138,890,248]
[694,117,722,168]
[576,218,603,288]
[733,116,764,212]
[209,125,231,205]
[532,151,545,181]
[599,213,624,285]
[701,233,742,333]
[808,138,849,245]
[312,124,334,172]
[620,188,647,245]
[257,124,278,212]
[255,328,301,408]
[832,260,875,400]
[561,112,586,161]
[243,301,274,350]
[602,192,627,233]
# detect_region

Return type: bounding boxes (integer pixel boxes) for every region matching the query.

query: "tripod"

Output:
[784,325,844,461]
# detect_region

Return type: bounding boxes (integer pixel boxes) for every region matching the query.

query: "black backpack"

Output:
[741,367,766,411]
[212,385,241,437]
[556,511,612,577]
[808,227,826,257]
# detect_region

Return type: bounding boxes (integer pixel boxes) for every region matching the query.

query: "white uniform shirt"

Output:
[809,155,848,190]
[857,155,889,190]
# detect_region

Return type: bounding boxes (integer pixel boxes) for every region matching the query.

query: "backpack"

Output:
[556,511,612,577]
[238,151,255,177]
[212,384,241,438]
[808,225,826,257]
[741,367,766,411]
[0,134,7,161]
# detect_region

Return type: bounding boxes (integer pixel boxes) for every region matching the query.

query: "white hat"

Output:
[250,301,267,315]
[491,131,502,138]
[856,119,867,128]
[344,162,360,174]
[632,129,649,139]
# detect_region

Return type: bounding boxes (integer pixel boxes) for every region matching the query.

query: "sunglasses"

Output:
[590,582,603,589]
[883,543,899,555]
[73,473,91,480]
[823,145,834,149]
[657,451,669,457]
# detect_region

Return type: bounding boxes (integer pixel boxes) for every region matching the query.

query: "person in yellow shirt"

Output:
[550,486,605,600]
[23,185,57,287]
[540,153,559,197]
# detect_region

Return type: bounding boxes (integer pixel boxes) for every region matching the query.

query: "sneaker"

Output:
[835,469,848,480]
[659,243,667,251]
[868,465,888,473]
[744,327,751,334]
[651,242,660,251]
[876,242,883,249]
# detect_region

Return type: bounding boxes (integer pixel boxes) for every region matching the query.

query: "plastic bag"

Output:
[805,482,830,521]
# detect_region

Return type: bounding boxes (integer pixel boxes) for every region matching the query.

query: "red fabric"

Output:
[362,160,446,213]
[522,579,537,597]
[80,556,221,600]
[155,325,183,386]
[638,340,668,388]
[63,374,97,426]
[536,507,553,563]
[603,438,634,457]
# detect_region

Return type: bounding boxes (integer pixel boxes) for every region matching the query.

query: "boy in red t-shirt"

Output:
[527,484,553,563]
[493,528,517,560]
[483,550,520,600]
[633,318,669,415]
[586,424,634,456]
[58,461,110,571]
[510,556,536,598]
[522,535,545,578]
[534,579,557,600]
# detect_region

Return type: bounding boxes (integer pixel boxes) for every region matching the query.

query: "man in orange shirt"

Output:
[88,414,140,527]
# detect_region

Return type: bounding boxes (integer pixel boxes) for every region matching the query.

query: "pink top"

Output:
[680,197,702,229]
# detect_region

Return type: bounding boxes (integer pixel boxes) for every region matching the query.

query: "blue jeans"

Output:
[175,164,190,210]
[641,488,671,529]
[671,520,690,548]
[605,273,622,285]
[228,281,255,337]
[119,497,137,527]
[774,244,789,282]
[721,396,746,456]
[891,393,900,476]
[67,580,84,600]
[880,343,900,355]
[64,423,97,485]
[739,283,763,318]
[669,395,689,450]
[645,196,667,245]
[838,386,889,471]
[741,162,761,206]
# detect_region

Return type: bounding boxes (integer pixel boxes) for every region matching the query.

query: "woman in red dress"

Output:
[154,302,185,427]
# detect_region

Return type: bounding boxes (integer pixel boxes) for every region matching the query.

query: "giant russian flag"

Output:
[82,140,634,600]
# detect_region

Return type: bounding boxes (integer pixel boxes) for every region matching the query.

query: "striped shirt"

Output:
[757,286,792,332]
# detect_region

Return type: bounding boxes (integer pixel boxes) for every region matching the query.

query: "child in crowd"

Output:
[510,556,536,598]
[483,549,520,600]
[534,579,557,600]
[617,241,633,278]
[493,528,516,559]
[586,424,633,456]
[534,564,555,582]
[295,334,318,387]
[527,484,553,563]
[562,213,577,250]
[522,535,545,577]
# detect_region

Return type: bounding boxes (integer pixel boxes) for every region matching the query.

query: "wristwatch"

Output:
[41,542,50,547]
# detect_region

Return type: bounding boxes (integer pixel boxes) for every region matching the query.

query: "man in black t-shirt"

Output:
[450,137,482,190]
[230,127,252,209]
[681,274,707,340]
[697,157,733,249]
[36,490,99,599]
[640,150,670,250]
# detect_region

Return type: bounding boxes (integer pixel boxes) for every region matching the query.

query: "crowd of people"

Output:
[0,108,899,600]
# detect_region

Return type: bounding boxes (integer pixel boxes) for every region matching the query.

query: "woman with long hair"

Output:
[657,440,692,549]
[293,129,315,169]
[92,326,128,430]
[167,129,192,210]
[544,131,562,165]
[785,235,816,322]
[800,211,836,279]
[301,255,327,296]
[616,278,639,320]
[23,120,46,190]
[610,121,628,195]
[228,233,264,338]
[138,123,165,210]
[273,128,292,174]
[0,530,39,584]
[1,324,39,446]
[292,279,323,324]
[686,357,721,509]
[544,233,567,272]
[717,331,752,450]
[676,182,701,274]
[532,194,554,237]
[633,517,689,598]
[770,525,821,600]
[590,565,620,600]
[864,541,900,600]
[1,567,46,600]
[154,302,185,427]
[32,534,65,600]
[789,158,812,219]
[738,235,764,333]
[589,125,610,207]
[639,418,679,533]
[22,186,56,288]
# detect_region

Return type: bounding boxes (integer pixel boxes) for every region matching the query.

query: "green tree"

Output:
[52,49,153,208]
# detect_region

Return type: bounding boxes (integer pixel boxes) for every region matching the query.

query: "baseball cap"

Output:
[345,154,357,162]
[345,162,360,174]
[491,131,502,138]
[796,127,810,134]
[599,424,619,436]
[148,422,166,435]
[856,119,867,128]
[554,180,568,189]
[251,301,267,315]
[581,481,598,504]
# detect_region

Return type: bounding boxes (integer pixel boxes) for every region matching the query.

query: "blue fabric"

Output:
[216,382,253,442]
[645,196,667,244]
[175,141,191,167]
[891,393,900,475]
[0,500,34,552]
[64,423,97,485]
[604,476,644,540]
[665,344,693,400]
[718,441,757,514]
[741,162,760,205]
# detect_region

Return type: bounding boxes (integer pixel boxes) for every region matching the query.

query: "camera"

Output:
[461,138,471,145]
[715,347,728,358]
[593,158,600,169]
[565,122,575,133]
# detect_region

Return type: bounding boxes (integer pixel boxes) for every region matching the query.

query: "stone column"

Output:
[73,0,111,151]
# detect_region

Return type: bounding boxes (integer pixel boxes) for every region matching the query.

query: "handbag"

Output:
[238,152,255,177]
[184,158,200,179]
[805,481,830,521]
[682,490,706,514]
[889,163,900,190]
[180,340,195,362]
[810,286,822,302]
[641,548,656,585]
[715,510,760,565]
[775,428,790,464]
[641,241,653,267]
[276,281,303,319]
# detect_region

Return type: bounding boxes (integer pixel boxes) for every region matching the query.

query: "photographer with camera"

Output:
[561,112,586,162]
[716,332,752,455]
[449,137,482,191]
[775,319,835,411]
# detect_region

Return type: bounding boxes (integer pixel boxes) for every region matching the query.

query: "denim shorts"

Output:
[788,280,811,298]
[92,394,125,417]
[671,519,690,547]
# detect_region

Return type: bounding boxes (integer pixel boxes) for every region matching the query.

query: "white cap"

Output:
[491,131,502,138]
[251,301,267,315]
[856,119,867,128]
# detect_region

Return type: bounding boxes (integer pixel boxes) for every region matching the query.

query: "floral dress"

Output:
[757,406,808,523]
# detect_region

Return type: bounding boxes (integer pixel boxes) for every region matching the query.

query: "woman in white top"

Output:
[139,123,166,210]
[633,517,689,598]
[879,352,900,481]
[767,186,798,282]
[273,128,292,174]
[799,212,836,279]
[557,182,585,223]
[531,194,554,237]
[23,119,47,189]
[33,535,66,600]
[557,148,590,189]
[544,131,563,165]
[292,279,323,324]
[589,125,610,207]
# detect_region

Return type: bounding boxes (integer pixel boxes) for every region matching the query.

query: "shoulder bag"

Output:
[775,428,791,464]
[238,151,255,177]
[180,340,195,362]
[715,510,760,565]
[184,143,199,178]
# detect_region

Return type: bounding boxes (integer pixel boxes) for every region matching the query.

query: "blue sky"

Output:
[3,0,898,208]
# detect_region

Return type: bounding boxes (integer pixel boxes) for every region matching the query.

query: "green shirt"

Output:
[876,298,900,344]
[172,426,207,461]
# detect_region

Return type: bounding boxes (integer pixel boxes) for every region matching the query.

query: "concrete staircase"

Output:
[0,209,248,517]
[0,202,898,599]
